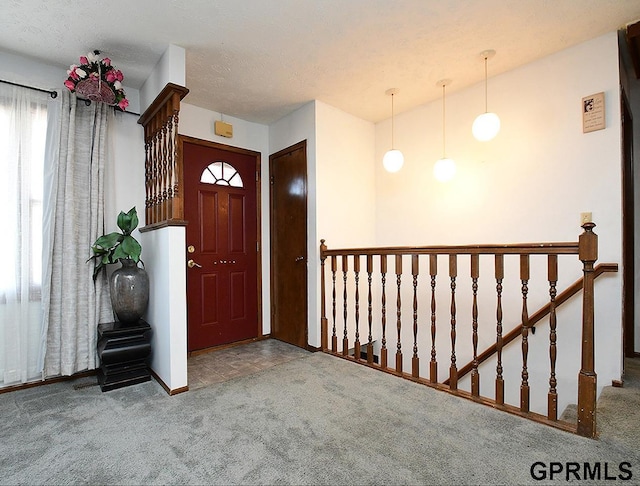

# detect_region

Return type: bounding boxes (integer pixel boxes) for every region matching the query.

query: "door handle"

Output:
[187,259,202,268]
[295,256,305,262]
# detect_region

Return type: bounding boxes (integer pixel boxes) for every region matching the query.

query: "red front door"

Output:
[182,138,260,351]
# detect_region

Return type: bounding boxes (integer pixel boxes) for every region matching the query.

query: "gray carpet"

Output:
[1,352,638,485]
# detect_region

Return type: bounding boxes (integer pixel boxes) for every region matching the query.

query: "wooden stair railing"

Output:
[319,223,613,438]
[138,83,189,230]
[450,263,618,385]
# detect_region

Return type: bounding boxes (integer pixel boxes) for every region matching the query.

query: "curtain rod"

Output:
[0,78,140,116]
[79,98,141,117]
[0,78,57,98]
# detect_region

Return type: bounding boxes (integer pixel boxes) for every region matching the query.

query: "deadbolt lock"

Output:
[187,245,195,254]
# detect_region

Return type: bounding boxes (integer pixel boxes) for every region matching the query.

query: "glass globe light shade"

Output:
[434,158,456,182]
[472,112,501,141]
[383,149,404,173]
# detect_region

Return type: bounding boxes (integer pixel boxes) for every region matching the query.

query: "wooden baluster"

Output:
[495,254,505,405]
[449,254,458,389]
[165,106,174,219]
[380,255,388,369]
[170,112,181,220]
[342,255,349,356]
[160,113,168,221]
[367,255,374,364]
[429,254,438,383]
[147,123,152,223]
[395,255,403,373]
[548,254,558,420]
[412,254,420,378]
[471,254,480,397]
[320,240,328,352]
[150,129,158,224]
[354,255,361,360]
[331,255,337,353]
[577,222,598,438]
[520,254,530,413]
[153,127,160,224]
[165,108,173,220]
[166,105,174,219]
[144,134,152,225]
[155,124,162,223]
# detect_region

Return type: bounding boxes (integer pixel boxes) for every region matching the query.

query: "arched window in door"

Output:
[200,161,244,188]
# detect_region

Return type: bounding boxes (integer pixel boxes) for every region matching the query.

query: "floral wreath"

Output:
[64,50,129,111]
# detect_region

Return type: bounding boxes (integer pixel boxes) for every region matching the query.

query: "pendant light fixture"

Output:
[434,79,456,182]
[383,88,404,173]
[472,49,500,142]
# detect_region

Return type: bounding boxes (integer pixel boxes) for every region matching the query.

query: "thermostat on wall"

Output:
[582,92,605,133]
[214,120,233,138]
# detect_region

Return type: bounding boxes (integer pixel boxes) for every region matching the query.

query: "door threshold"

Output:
[188,334,270,357]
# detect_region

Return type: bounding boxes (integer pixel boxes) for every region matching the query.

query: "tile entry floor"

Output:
[187,339,311,390]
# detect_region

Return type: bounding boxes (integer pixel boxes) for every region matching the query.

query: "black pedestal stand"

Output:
[97,320,152,392]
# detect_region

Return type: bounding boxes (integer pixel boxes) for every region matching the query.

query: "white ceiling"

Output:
[2,0,640,123]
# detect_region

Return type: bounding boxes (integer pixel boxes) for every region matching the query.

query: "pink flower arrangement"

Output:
[64,50,129,111]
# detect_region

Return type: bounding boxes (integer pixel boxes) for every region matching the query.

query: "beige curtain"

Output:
[41,91,112,377]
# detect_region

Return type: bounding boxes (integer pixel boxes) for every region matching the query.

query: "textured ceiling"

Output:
[2,0,640,123]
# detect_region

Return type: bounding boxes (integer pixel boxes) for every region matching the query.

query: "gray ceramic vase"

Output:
[109,259,149,324]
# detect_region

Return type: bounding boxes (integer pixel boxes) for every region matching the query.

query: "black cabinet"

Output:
[97,320,152,392]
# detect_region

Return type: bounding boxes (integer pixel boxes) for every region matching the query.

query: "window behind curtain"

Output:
[0,84,48,386]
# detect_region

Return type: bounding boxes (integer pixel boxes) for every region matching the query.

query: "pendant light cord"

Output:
[442,84,446,158]
[391,93,395,149]
[484,55,488,113]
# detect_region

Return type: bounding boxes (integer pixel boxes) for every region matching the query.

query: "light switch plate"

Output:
[580,212,592,224]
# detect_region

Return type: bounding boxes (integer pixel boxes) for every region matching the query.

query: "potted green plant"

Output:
[89,207,148,324]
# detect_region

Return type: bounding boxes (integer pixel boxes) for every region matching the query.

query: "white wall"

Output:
[139,44,186,114]
[373,32,623,412]
[0,50,68,93]
[105,114,145,223]
[139,227,187,391]
[316,101,377,248]
[179,103,271,334]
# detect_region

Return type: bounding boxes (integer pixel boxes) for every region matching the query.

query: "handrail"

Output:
[321,242,579,257]
[449,262,618,384]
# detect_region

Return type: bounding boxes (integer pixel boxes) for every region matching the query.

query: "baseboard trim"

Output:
[150,369,189,396]
[306,344,322,352]
[0,370,97,395]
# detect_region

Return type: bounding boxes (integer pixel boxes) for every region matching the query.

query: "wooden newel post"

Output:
[320,240,328,352]
[577,222,598,438]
